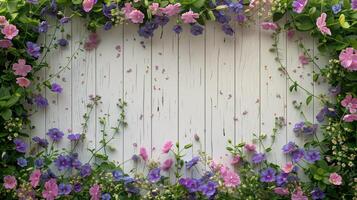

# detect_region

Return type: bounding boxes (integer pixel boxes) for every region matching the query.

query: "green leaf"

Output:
[294,15,314,31]
[1,109,12,120]
[272,12,284,22]
[72,0,82,4]
[306,95,313,105]
[192,0,205,8]
[184,144,193,149]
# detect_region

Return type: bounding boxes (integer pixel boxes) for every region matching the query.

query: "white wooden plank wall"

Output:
[30,18,328,171]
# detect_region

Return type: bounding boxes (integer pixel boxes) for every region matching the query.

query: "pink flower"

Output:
[3,175,17,189]
[0,39,12,48]
[339,48,357,71]
[16,77,31,88]
[161,3,181,16]
[12,59,32,76]
[343,114,357,122]
[299,54,309,65]
[282,162,294,173]
[82,0,96,12]
[0,16,9,26]
[29,169,41,188]
[122,3,133,18]
[149,3,161,15]
[261,22,279,31]
[1,24,19,40]
[89,184,101,200]
[274,187,289,196]
[84,32,100,51]
[222,170,240,187]
[42,179,58,200]
[128,10,145,24]
[231,155,241,165]
[244,143,256,152]
[341,94,357,113]
[316,13,331,36]
[291,188,308,200]
[139,147,148,161]
[287,29,295,40]
[161,158,173,171]
[162,141,173,153]
[181,10,199,24]
[209,160,222,171]
[329,172,342,185]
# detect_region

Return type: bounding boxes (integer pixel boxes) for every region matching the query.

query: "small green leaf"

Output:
[1,109,12,120]
[306,95,313,105]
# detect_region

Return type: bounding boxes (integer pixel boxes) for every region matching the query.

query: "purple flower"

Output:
[26,41,41,58]
[138,22,158,38]
[179,178,201,193]
[293,121,304,133]
[55,155,71,171]
[154,16,169,26]
[104,21,112,31]
[304,150,320,163]
[51,83,63,93]
[292,0,308,13]
[228,2,243,13]
[214,11,231,24]
[173,25,183,34]
[67,133,81,141]
[14,139,28,153]
[32,136,49,148]
[112,170,124,181]
[276,173,288,186]
[352,0,357,10]
[252,153,266,164]
[57,39,68,47]
[199,181,217,198]
[103,3,116,18]
[73,183,82,192]
[34,95,49,108]
[331,4,342,14]
[47,128,64,142]
[282,142,297,154]
[222,24,234,36]
[147,168,161,183]
[102,193,111,200]
[35,158,44,168]
[291,148,304,163]
[59,183,72,195]
[293,122,317,135]
[38,21,49,33]
[80,163,92,177]
[131,154,140,162]
[59,17,70,24]
[236,14,246,23]
[190,24,204,36]
[186,156,200,169]
[17,157,28,167]
[328,85,340,96]
[41,169,57,182]
[311,188,325,200]
[260,168,276,182]
[27,0,39,4]
[316,106,336,123]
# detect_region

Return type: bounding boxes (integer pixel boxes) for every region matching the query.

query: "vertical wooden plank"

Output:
[260,24,287,164]
[286,33,314,152]
[178,23,205,167]
[45,18,72,151]
[123,24,152,172]
[71,18,96,162]
[235,23,261,146]
[151,22,179,159]
[205,22,235,163]
[95,24,124,165]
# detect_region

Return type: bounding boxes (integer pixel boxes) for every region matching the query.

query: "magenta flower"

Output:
[3,175,17,189]
[291,188,308,200]
[316,13,331,36]
[122,3,133,19]
[222,170,240,187]
[16,77,31,88]
[29,169,41,188]
[0,16,9,26]
[261,22,279,31]
[282,162,294,173]
[329,172,342,185]
[42,179,58,200]
[149,3,160,15]
[12,59,32,76]
[339,47,357,71]
[0,39,12,48]
[161,158,173,171]
[352,0,357,10]
[292,0,308,13]
[299,54,309,65]
[162,141,173,153]
[287,29,295,40]
[89,184,101,200]
[231,155,241,165]
[82,0,96,12]
[244,143,256,152]
[181,10,199,24]
[128,9,145,24]
[341,94,357,113]
[1,24,19,40]
[84,32,100,51]
[274,187,289,196]
[161,3,181,16]
[343,114,357,122]
[139,147,148,161]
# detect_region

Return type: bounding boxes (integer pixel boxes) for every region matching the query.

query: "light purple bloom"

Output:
[104,21,112,31]
[57,39,68,47]
[276,173,288,186]
[328,85,340,96]
[17,157,28,167]
[47,128,64,142]
[34,95,48,108]
[352,0,357,10]
[316,106,336,123]
[172,25,182,34]
[67,133,81,141]
[112,170,124,181]
[190,24,204,36]
[38,21,49,33]
[293,122,318,135]
[26,41,41,58]
[292,0,308,13]
[260,168,276,182]
[186,156,200,169]
[27,0,39,4]
[179,178,201,193]
[59,183,72,195]
[51,83,63,93]
[154,16,169,26]
[59,17,70,24]
[80,163,92,177]
[252,153,266,164]
[35,158,44,168]
[311,188,325,200]
[222,24,234,36]
[73,183,82,192]
[282,142,297,154]
[199,181,217,198]
[304,150,320,163]
[292,148,305,163]
[103,3,116,18]
[14,138,28,153]
[55,155,71,171]
[147,168,161,183]
[102,193,111,200]
[32,136,49,148]
[331,4,342,14]
[228,2,243,13]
